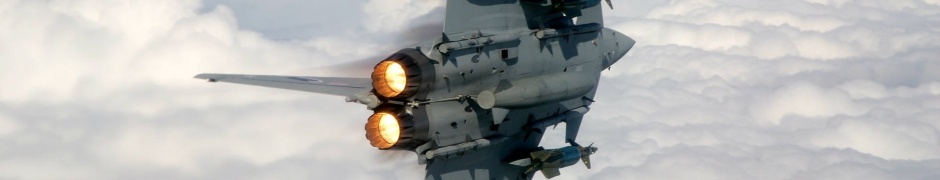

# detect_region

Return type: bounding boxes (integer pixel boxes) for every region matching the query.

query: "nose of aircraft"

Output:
[609,29,635,66]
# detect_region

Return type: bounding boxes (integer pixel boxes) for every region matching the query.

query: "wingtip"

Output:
[193,73,209,79]
[194,73,219,82]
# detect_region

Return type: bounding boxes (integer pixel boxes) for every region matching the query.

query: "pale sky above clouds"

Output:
[1,0,939,179]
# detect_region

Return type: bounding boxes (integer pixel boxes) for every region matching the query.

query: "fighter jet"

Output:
[195,0,634,179]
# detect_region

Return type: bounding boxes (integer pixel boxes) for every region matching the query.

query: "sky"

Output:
[1,0,939,179]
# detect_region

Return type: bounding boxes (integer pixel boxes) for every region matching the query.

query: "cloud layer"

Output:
[578,0,940,179]
[1,0,938,179]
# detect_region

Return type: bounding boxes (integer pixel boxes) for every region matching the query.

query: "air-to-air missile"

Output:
[509,140,598,179]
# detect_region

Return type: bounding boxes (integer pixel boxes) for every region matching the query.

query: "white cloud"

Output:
[0,0,407,179]
[809,117,940,160]
[362,0,444,33]
[99,101,366,171]
[613,19,753,51]
[647,2,852,32]
[0,113,18,137]
[837,80,890,99]
[585,0,940,179]
[750,82,868,124]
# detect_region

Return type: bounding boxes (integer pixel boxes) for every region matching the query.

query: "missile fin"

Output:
[581,155,592,169]
[541,168,561,179]
[531,151,552,161]
[509,158,532,167]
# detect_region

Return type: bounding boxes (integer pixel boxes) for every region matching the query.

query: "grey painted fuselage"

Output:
[414,1,632,179]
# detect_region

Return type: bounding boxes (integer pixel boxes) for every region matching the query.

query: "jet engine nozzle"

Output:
[364,106,427,150]
[371,48,436,100]
[365,112,401,149]
[372,61,407,98]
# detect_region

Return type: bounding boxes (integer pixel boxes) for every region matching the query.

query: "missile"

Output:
[476,73,596,110]
[509,140,598,179]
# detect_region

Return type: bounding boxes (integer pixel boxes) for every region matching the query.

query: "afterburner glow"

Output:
[365,112,400,149]
[385,63,406,93]
[373,61,407,98]
[378,113,400,143]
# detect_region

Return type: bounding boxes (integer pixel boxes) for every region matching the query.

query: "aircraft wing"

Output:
[194,73,371,97]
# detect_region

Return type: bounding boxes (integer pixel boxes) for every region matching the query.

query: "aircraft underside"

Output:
[425,131,542,180]
[195,0,633,179]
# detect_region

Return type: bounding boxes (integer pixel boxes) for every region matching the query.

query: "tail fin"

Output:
[541,168,562,179]
[568,140,598,169]
[582,155,592,169]
[531,151,553,161]
[580,143,596,169]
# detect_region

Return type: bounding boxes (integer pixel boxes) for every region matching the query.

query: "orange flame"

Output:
[373,61,407,98]
[365,112,400,149]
